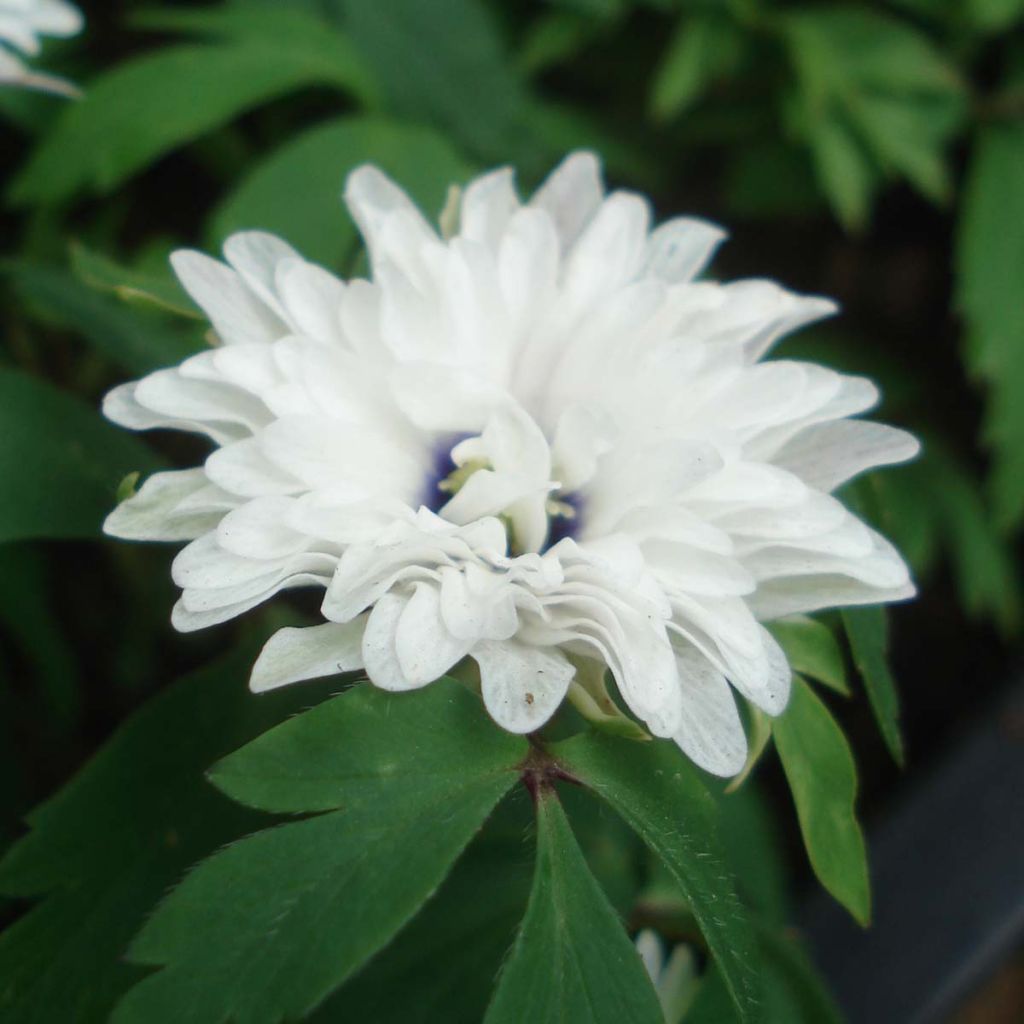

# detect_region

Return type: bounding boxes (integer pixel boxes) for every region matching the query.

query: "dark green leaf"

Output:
[966,0,1024,31]
[0,545,81,733]
[773,676,870,925]
[688,922,842,1024]
[210,115,475,269]
[12,37,371,205]
[484,787,662,1024]
[313,826,533,1024]
[0,646,332,1023]
[0,368,162,544]
[771,617,850,696]
[9,262,201,374]
[112,680,525,1024]
[956,122,1024,527]
[841,606,904,765]
[649,14,741,122]
[336,0,529,163]
[552,732,761,1022]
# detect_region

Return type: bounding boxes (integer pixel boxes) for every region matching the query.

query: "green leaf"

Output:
[0,545,81,733]
[773,676,870,925]
[8,262,201,374]
[484,788,662,1024]
[11,35,371,205]
[0,368,162,544]
[69,242,200,320]
[210,115,475,269]
[956,122,1024,528]
[841,606,904,765]
[771,616,850,696]
[336,0,530,163]
[552,732,761,1022]
[967,0,1024,31]
[782,6,966,225]
[649,14,741,122]
[112,680,526,1024]
[0,646,334,1023]
[688,922,842,1024]
[313,829,534,1024]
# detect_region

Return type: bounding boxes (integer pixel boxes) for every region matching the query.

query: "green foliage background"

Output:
[0,1,1022,1021]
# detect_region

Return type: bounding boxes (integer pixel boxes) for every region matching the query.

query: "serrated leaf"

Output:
[841,605,904,765]
[336,0,529,163]
[956,122,1024,528]
[552,732,761,1022]
[484,788,662,1024]
[11,36,371,205]
[112,680,525,1024]
[9,262,201,374]
[782,6,966,224]
[210,115,475,269]
[0,368,163,544]
[771,616,849,696]
[773,676,870,925]
[0,646,333,1024]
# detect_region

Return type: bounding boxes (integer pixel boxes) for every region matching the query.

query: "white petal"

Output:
[170,250,285,346]
[672,645,748,777]
[250,619,365,692]
[564,191,651,306]
[529,151,604,247]
[474,639,575,733]
[460,167,521,250]
[205,437,303,497]
[362,591,419,691]
[104,469,223,542]
[216,497,310,559]
[170,570,328,632]
[102,381,247,446]
[395,583,473,686]
[344,165,437,267]
[223,232,301,320]
[644,217,726,283]
[275,260,347,346]
[773,420,921,493]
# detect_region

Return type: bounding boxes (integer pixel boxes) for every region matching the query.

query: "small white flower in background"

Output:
[0,0,82,96]
[103,151,919,775]
[636,929,698,1022]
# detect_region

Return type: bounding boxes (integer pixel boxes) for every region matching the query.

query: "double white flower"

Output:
[0,0,81,95]
[104,152,918,776]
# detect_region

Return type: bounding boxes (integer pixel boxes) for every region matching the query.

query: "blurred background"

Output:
[1,1,1022,1020]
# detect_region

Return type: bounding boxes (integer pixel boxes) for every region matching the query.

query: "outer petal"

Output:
[250,619,365,692]
[170,250,285,346]
[644,217,726,283]
[104,469,226,542]
[395,583,474,686]
[474,639,575,733]
[671,644,748,777]
[529,150,604,248]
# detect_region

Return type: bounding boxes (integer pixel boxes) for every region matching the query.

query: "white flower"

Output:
[636,929,697,1023]
[103,152,919,776]
[0,0,82,96]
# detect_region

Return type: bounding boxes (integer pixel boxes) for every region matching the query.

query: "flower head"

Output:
[0,0,82,95]
[104,152,918,775]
